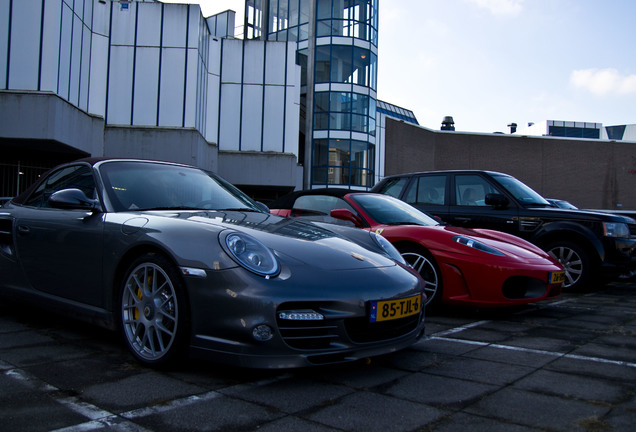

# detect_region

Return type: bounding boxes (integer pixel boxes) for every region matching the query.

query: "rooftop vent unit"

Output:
[441,116,455,131]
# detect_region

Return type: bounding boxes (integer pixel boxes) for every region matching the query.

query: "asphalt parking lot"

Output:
[1,282,635,432]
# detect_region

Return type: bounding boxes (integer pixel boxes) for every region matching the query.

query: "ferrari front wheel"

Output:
[398,245,442,307]
[119,253,188,365]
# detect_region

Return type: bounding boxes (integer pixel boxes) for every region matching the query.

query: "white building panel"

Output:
[107,45,134,125]
[241,84,264,151]
[187,6,200,49]
[92,0,111,36]
[244,42,264,85]
[195,58,207,133]
[162,4,188,48]
[158,47,186,127]
[222,39,243,83]
[205,72,220,144]
[8,0,41,90]
[111,1,136,46]
[137,4,162,47]
[265,43,286,86]
[183,48,198,127]
[38,0,61,92]
[68,14,84,106]
[219,83,241,150]
[79,25,91,111]
[208,37,221,76]
[285,85,300,156]
[132,47,160,126]
[57,5,73,99]
[263,86,284,152]
[74,0,84,19]
[88,34,108,117]
[0,0,8,88]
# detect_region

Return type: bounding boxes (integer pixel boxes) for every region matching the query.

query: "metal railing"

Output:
[0,162,51,198]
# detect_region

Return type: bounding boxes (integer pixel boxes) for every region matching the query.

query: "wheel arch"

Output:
[110,243,185,314]
[533,224,604,266]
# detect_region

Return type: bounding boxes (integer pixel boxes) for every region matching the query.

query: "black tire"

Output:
[397,245,442,307]
[546,240,592,290]
[119,253,189,365]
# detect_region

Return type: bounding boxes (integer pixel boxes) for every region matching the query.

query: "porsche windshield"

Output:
[491,173,550,206]
[99,161,261,212]
[350,194,440,226]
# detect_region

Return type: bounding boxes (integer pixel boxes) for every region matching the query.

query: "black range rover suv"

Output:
[372,170,636,290]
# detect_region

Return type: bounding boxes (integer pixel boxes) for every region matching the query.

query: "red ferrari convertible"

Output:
[270,189,564,308]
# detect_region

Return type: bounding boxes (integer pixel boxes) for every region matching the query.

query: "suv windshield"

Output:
[492,173,550,206]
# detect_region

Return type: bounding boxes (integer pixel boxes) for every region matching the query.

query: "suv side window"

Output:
[291,195,358,226]
[23,165,96,208]
[455,174,496,206]
[404,175,446,205]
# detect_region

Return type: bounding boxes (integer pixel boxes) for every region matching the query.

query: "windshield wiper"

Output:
[141,206,201,211]
[219,207,261,212]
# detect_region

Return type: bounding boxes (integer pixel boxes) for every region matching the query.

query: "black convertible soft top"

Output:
[268,187,368,210]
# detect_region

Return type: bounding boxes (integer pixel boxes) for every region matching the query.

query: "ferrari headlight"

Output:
[225,232,279,277]
[603,222,630,238]
[452,235,505,256]
[370,231,407,265]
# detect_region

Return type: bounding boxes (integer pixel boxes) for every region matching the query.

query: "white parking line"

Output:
[424,293,636,369]
[6,366,293,432]
[428,335,636,369]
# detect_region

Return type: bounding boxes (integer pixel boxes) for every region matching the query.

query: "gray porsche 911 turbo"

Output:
[0,158,425,368]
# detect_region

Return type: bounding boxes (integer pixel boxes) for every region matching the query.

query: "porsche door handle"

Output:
[17,225,30,235]
[454,217,471,222]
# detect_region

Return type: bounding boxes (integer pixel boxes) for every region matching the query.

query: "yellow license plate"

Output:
[549,271,565,284]
[370,294,422,322]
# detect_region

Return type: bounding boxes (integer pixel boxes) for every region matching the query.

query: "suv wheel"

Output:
[546,241,591,290]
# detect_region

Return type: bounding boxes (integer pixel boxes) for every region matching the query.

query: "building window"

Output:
[316,0,378,43]
[311,138,374,187]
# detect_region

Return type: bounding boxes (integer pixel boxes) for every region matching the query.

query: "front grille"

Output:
[276,303,422,350]
[345,313,421,343]
[276,319,340,350]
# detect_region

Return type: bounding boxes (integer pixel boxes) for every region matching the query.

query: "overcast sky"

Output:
[164,0,636,133]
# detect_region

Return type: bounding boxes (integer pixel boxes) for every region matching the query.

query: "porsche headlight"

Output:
[452,235,505,256]
[225,232,280,277]
[603,222,630,238]
[370,231,407,265]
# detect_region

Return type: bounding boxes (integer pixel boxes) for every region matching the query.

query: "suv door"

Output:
[399,174,451,220]
[447,173,522,236]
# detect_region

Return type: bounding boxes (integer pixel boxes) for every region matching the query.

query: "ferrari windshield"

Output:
[99,161,261,212]
[491,173,550,206]
[350,194,440,226]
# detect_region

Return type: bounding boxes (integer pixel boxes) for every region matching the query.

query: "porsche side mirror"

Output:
[49,188,101,212]
[330,208,363,227]
[485,193,509,208]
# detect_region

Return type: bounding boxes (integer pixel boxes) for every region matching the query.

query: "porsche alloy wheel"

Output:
[399,246,441,307]
[120,254,187,365]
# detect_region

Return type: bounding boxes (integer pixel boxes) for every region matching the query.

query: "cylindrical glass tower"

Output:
[245,0,378,189]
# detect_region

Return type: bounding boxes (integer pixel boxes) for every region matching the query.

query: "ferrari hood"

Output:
[443,226,552,262]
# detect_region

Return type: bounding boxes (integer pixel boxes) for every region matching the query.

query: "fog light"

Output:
[252,324,273,341]
[278,310,324,320]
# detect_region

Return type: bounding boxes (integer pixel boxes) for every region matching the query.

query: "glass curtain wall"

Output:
[244,0,378,189]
